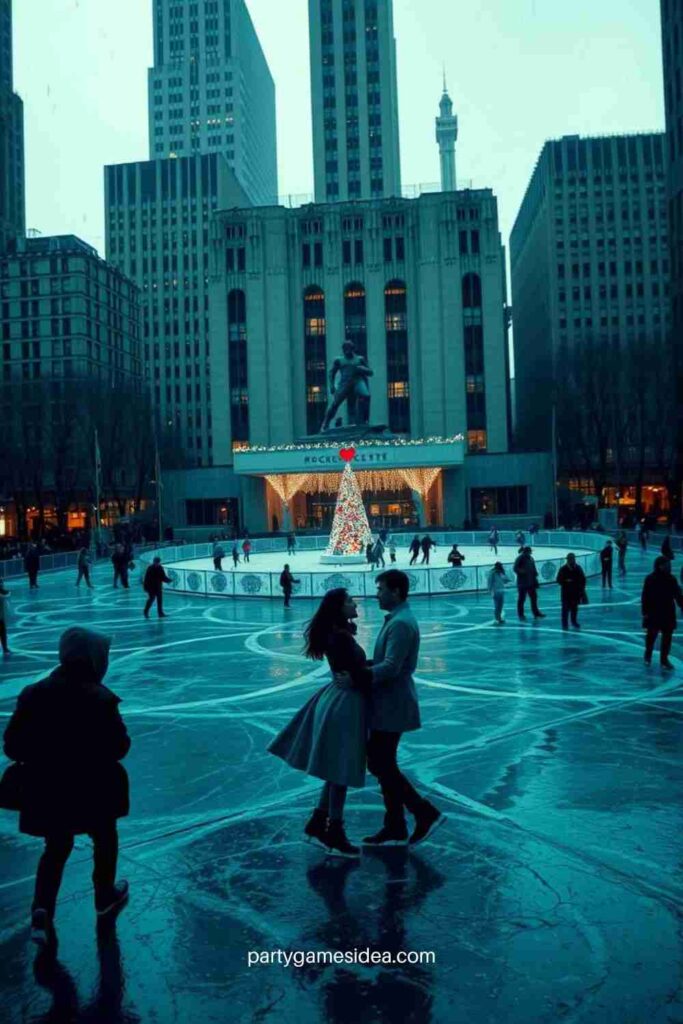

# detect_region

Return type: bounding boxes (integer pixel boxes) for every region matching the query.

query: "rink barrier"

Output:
[0,551,81,580]
[135,530,650,600]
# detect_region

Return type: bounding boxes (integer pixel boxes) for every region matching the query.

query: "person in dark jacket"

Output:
[513,546,545,620]
[408,536,421,566]
[615,531,628,577]
[212,541,225,571]
[600,540,613,589]
[556,553,587,629]
[0,581,9,654]
[447,544,465,567]
[641,556,683,670]
[24,543,40,589]
[231,543,240,568]
[76,547,93,589]
[143,557,171,618]
[280,564,300,607]
[287,531,297,556]
[111,544,129,589]
[420,535,436,565]
[661,534,675,562]
[2,628,130,946]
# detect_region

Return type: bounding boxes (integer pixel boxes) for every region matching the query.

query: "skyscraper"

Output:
[148,0,277,206]
[435,78,457,192]
[309,0,401,202]
[660,0,683,513]
[0,0,25,253]
[511,133,671,510]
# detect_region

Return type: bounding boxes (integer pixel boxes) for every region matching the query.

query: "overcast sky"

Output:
[13,0,664,255]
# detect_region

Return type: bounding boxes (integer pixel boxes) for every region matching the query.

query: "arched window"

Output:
[384,279,410,433]
[344,282,367,358]
[228,289,248,444]
[462,272,482,309]
[304,285,327,435]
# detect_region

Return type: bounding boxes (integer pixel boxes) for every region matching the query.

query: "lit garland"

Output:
[264,473,312,503]
[326,463,373,556]
[304,468,442,494]
[238,434,465,454]
[399,467,442,500]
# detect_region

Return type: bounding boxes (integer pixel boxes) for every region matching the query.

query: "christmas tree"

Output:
[326,463,372,556]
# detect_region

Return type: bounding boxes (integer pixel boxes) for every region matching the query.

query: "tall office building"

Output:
[511,133,669,452]
[148,0,277,206]
[0,0,25,253]
[105,153,249,467]
[309,0,401,202]
[660,0,683,513]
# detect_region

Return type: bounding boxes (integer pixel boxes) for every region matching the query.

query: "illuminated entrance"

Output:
[233,436,465,530]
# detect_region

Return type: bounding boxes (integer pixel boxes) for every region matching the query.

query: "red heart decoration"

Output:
[339,447,356,463]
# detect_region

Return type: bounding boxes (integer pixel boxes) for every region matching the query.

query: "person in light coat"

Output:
[487,562,510,624]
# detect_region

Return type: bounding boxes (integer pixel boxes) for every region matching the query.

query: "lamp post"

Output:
[150,448,163,544]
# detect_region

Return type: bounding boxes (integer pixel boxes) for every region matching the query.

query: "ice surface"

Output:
[0,546,682,1023]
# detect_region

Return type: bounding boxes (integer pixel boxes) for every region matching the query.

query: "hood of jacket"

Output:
[58,627,112,684]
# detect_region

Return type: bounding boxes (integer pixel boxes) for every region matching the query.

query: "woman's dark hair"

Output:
[304,588,352,660]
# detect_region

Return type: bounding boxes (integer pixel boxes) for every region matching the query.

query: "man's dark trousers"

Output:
[517,586,540,618]
[144,590,164,616]
[645,627,672,664]
[367,730,424,828]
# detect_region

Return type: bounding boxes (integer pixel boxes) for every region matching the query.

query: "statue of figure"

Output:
[320,341,373,432]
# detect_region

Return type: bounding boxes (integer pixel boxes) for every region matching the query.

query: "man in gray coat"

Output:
[351,570,445,847]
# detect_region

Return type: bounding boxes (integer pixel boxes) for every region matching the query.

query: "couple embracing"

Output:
[268,570,445,857]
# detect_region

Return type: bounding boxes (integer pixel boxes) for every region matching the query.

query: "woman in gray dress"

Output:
[267,588,370,858]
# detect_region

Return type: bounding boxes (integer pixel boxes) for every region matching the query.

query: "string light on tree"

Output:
[325,447,372,557]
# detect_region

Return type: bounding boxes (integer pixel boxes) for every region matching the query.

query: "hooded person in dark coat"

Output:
[642,556,683,670]
[2,628,131,946]
[556,553,587,629]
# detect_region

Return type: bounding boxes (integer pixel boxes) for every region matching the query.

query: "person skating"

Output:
[111,544,129,589]
[447,544,465,567]
[388,539,397,564]
[0,582,10,654]
[280,564,300,607]
[420,535,436,565]
[287,531,297,557]
[143,556,171,618]
[372,537,386,569]
[488,527,499,555]
[231,544,240,568]
[487,562,510,624]
[24,544,40,590]
[2,628,131,948]
[515,530,525,552]
[268,589,371,857]
[408,536,421,566]
[212,541,225,571]
[661,534,675,563]
[76,547,93,589]
[600,540,613,589]
[348,570,445,847]
[615,530,628,577]
[513,546,545,620]
[556,553,587,630]
[242,538,252,563]
[638,520,649,552]
[642,556,683,670]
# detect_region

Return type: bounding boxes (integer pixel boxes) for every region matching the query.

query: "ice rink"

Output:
[171,543,578,574]
[1,544,682,1023]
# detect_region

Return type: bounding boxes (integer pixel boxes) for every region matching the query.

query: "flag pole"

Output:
[155,446,163,543]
